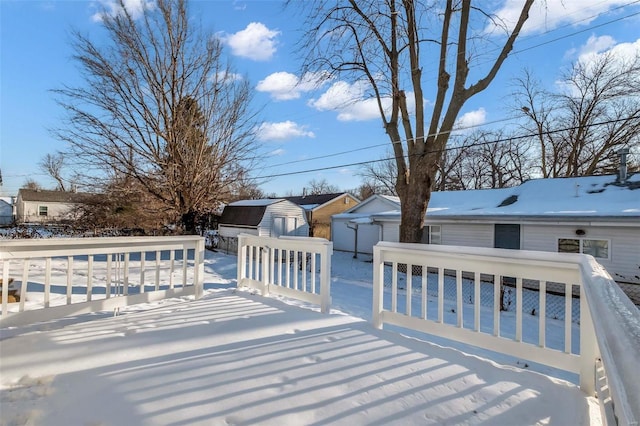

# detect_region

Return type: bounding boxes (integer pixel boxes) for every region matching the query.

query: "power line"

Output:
[262,3,640,167]
[255,116,637,179]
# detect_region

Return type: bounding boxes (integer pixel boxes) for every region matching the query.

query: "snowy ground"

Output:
[0,249,600,425]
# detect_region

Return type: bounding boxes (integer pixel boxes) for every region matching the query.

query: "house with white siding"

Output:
[15,189,90,224]
[0,197,15,225]
[218,199,309,239]
[332,174,640,292]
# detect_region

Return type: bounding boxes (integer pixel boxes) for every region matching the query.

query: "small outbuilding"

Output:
[218,199,309,239]
[284,192,359,239]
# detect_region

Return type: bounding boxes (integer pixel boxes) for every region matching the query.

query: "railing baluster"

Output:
[516,277,523,342]
[286,250,291,288]
[123,253,129,296]
[437,267,444,323]
[87,255,94,301]
[19,260,28,312]
[169,250,175,289]
[44,257,51,308]
[182,248,188,288]
[106,255,112,298]
[539,281,547,347]
[391,262,398,313]
[248,246,254,281]
[493,276,500,337]
[294,250,299,290]
[406,264,412,316]
[421,266,427,320]
[301,251,307,292]
[565,283,572,354]
[474,271,480,332]
[67,256,73,305]
[456,270,462,328]
[155,250,161,291]
[311,252,316,293]
[140,253,146,293]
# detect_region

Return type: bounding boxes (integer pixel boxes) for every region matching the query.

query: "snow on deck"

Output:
[0,290,599,426]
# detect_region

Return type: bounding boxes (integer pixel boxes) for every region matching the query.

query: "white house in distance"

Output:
[15,189,90,224]
[0,197,15,225]
[332,174,640,294]
[218,199,309,239]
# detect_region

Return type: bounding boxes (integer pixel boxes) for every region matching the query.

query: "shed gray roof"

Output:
[284,193,351,208]
[18,189,91,203]
[219,205,267,227]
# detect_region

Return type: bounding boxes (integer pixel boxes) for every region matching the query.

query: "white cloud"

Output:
[91,0,154,22]
[489,1,636,35]
[577,36,640,66]
[269,148,286,156]
[256,71,331,101]
[223,22,279,61]
[309,80,384,121]
[454,108,487,130]
[257,121,315,141]
[309,80,417,122]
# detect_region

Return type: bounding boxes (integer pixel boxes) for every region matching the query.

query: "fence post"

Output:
[320,242,333,313]
[372,244,383,329]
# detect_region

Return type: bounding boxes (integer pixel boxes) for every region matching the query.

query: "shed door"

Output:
[272,217,285,237]
[286,217,298,236]
[494,224,520,250]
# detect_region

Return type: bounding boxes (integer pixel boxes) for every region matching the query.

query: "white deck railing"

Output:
[0,236,205,327]
[372,241,639,426]
[237,234,332,313]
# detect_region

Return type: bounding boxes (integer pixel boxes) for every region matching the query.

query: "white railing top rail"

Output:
[579,256,640,426]
[0,236,203,259]
[373,241,639,426]
[238,234,333,253]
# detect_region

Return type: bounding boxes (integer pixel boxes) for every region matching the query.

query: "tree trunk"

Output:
[181,210,198,235]
[398,157,433,243]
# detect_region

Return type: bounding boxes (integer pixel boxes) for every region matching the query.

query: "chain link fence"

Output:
[385,264,581,324]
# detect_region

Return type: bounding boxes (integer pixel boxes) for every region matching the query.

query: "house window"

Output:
[558,238,609,259]
[38,206,48,216]
[428,225,441,244]
[421,225,441,244]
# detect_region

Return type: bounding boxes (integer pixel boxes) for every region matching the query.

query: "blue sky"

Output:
[1,0,639,197]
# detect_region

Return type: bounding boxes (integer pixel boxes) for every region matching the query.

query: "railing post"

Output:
[320,242,332,314]
[372,245,383,329]
[579,285,597,396]
[237,234,247,287]
[194,237,205,300]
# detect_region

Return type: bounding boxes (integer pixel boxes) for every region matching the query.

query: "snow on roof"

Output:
[229,198,285,207]
[339,174,640,222]
[429,174,640,218]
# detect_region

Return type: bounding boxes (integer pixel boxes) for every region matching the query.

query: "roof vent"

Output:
[498,195,518,207]
[617,148,630,183]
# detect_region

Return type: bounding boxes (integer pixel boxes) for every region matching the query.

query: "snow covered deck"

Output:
[0,290,598,425]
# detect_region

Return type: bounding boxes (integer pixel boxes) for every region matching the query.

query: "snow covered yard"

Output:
[0,250,601,425]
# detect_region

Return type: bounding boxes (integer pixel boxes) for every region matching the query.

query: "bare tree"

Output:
[306,178,340,195]
[295,0,534,242]
[53,0,258,233]
[445,131,533,189]
[358,150,399,196]
[39,153,68,191]
[515,51,640,177]
[22,179,42,190]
